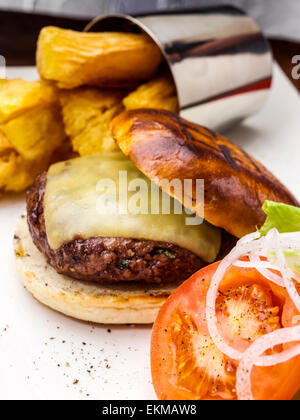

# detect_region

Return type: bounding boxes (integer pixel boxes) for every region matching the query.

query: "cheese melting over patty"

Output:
[44,153,221,262]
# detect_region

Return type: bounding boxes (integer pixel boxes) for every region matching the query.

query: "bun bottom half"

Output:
[14,216,181,324]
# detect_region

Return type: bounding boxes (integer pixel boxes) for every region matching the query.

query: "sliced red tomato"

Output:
[151,262,300,400]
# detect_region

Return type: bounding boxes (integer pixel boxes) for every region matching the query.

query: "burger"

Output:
[14,109,299,324]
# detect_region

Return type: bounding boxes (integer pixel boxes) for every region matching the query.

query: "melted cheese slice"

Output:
[44,153,221,262]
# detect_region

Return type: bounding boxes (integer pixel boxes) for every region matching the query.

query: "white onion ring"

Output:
[237,231,261,245]
[233,259,279,271]
[236,326,300,400]
[206,231,283,361]
[248,252,284,287]
[205,228,300,400]
[273,231,300,312]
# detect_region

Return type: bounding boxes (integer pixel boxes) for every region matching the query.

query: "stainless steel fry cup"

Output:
[85,5,272,132]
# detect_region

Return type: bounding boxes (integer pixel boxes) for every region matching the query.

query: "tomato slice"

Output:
[151,262,300,400]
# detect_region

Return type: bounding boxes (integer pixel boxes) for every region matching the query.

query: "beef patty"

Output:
[26,172,208,284]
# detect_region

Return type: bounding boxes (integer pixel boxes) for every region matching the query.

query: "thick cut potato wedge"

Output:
[0,151,22,191]
[0,129,17,189]
[0,128,13,154]
[123,74,179,113]
[0,79,67,193]
[37,27,163,89]
[60,87,124,155]
[0,79,59,124]
[0,146,50,193]
[1,105,65,161]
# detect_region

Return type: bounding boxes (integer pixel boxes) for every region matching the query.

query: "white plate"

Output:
[1,64,300,400]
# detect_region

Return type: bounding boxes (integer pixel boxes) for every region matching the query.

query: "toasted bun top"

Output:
[111,109,299,238]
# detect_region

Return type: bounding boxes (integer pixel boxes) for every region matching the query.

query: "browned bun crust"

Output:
[111,109,299,238]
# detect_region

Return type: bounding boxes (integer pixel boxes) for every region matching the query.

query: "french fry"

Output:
[0,129,17,190]
[0,128,51,193]
[0,152,51,192]
[0,79,59,124]
[0,79,67,193]
[0,151,20,191]
[60,87,124,156]
[123,74,179,113]
[37,27,163,89]
[1,105,65,161]
[0,128,13,154]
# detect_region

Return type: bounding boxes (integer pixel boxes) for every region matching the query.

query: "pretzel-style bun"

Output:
[112,109,299,238]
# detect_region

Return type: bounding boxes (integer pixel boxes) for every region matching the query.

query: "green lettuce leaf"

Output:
[259,201,300,236]
[260,201,300,276]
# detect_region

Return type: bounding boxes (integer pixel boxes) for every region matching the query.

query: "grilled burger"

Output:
[26,171,210,285]
[14,110,299,324]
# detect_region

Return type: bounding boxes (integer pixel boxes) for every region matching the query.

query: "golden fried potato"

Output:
[60,87,124,155]
[0,128,20,190]
[0,151,50,192]
[0,78,67,193]
[37,27,163,89]
[0,79,59,124]
[0,151,17,189]
[0,128,13,154]
[1,105,66,161]
[0,127,52,193]
[123,74,179,113]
